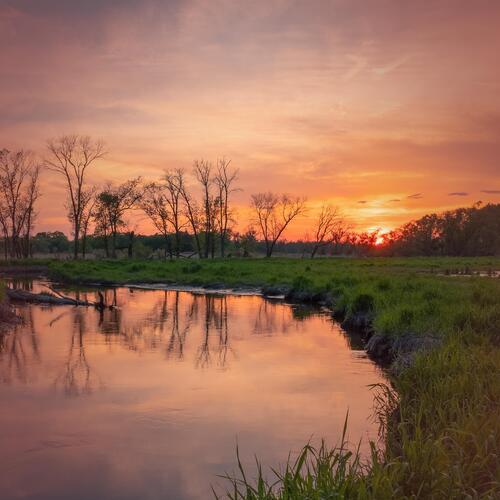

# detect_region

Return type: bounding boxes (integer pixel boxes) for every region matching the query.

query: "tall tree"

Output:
[79,187,97,259]
[0,149,41,258]
[178,170,203,258]
[45,135,105,259]
[251,192,307,257]
[164,169,185,257]
[193,159,215,259]
[310,205,343,258]
[214,158,238,257]
[141,181,173,259]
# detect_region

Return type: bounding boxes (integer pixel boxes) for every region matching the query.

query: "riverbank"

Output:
[1,257,499,497]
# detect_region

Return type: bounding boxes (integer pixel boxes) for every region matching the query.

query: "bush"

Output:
[291,275,314,291]
[351,292,375,314]
[182,262,202,274]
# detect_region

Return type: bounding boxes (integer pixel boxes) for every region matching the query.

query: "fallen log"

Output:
[5,288,111,309]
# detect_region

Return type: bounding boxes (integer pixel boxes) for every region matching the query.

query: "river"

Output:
[0,279,387,499]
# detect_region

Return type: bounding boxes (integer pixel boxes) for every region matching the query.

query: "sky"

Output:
[1,0,499,237]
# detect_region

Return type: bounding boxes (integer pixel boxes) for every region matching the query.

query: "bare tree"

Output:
[0,149,41,258]
[93,196,112,258]
[45,135,105,259]
[193,159,216,258]
[178,170,203,258]
[20,163,41,258]
[214,158,239,257]
[93,178,142,258]
[0,206,8,259]
[164,169,186,257]
[141,181,173,259]
[310,204,342,258]
[251,192,307,257]
[79,187,97,259]
[330,218,352,255]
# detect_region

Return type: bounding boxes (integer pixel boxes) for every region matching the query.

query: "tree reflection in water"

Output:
[54,307,103,397]
[94,291,238,369]
[253,299,294,335]
[0,307,40,384]
[1,283,330,394]
[166,291,191,361]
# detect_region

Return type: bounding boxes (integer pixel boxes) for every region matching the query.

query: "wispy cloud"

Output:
[407,193,423,200]
[389,198,401,202]
[448,192,469,196]
[481,189,500,194]
[357,200,368,204]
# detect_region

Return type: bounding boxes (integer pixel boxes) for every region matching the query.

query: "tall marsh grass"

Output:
[216,333,499,498]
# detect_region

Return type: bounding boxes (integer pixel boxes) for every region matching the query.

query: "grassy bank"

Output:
[2,257,500,497]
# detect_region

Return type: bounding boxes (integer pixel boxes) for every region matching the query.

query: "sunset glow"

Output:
[1,1,499,237]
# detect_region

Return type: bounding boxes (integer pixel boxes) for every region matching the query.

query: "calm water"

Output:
[0,280,386,499]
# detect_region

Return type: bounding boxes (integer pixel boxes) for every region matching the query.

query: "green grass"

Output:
[2,256,500,498]
[35,255,500,288]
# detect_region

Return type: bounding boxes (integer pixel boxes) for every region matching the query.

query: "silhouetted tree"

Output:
[45,135,105,259]
[310,204,343,258]
[214,158,239,257]
[379,203,500,256]
[194,159,216,258]
[178,169,203,258]
[251,192,307,257]
[141,181,173,259]
[93,178,141,258]
[163,169,186,257]
[0,149,41,258]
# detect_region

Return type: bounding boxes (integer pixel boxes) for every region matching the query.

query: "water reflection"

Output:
[53,308,103,397]
[0,281,386,500]
[1,307,40,384]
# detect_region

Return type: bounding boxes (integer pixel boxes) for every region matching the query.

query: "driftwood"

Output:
[6,287,113,310]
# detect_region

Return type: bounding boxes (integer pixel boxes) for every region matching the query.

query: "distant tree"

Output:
[310,204,343,258]
[0,149,41,258]
[141,181,173,259]
[45,135,105,259]
[163,169,186,257]
[79,188,97,259]
[32,231,70,255]
[193,159,216,258]
[214,158,239,258]
[93,198,112,258]
[330,218,352,255]
[250,192,307,257]
[381,203,500,256]
[237,227,258,257]
[178,170,203,258]
[93,178,142,258]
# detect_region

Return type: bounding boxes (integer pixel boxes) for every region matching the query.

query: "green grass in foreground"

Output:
[2,257,500,498]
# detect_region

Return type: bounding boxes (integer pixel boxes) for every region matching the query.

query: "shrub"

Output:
[351,292,375,314]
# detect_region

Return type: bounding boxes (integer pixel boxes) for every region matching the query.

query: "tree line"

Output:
[1,135,309,259]
[379,203,500,256]
[1,135,499,259]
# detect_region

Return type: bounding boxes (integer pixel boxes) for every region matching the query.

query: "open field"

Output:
[1,256,500,498]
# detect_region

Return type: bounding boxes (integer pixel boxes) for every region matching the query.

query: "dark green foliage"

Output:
[383,203,500,256]
[291,275,314,291]
[351,293,375,314]
[182,262,202,274]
